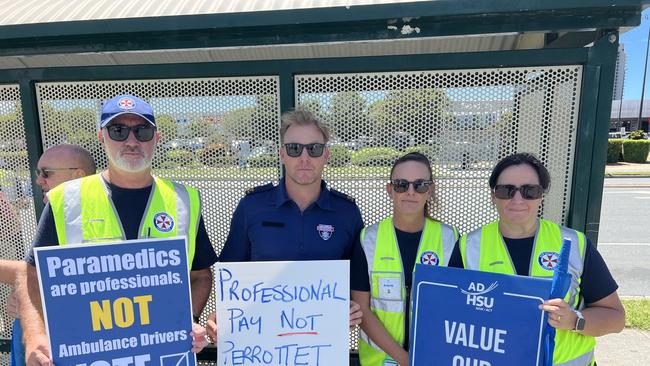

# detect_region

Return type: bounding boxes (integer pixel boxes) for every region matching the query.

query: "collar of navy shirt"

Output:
[271,178,334,211]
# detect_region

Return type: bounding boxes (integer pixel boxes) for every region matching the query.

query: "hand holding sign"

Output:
[349,301,362,327]
[25,333,53,366]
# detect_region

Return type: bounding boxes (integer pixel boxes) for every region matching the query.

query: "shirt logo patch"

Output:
[420,251,439,266]
[538,251,559,271]
[153,212,174,232]
[118,97,136,110]
[316,224,335,241]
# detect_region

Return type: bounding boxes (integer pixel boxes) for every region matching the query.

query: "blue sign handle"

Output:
[544,238,572,366]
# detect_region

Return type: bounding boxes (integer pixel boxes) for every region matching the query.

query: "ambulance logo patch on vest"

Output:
[538,251,559,271]
[316,224,334,240]
[420,251,439,266]
[153,212,174,232]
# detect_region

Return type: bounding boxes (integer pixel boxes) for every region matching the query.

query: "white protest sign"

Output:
[215,260,350,366]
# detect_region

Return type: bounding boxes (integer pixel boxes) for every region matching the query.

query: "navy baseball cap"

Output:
[99,94,156,128]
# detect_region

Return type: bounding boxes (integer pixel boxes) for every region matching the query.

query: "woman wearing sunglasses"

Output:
[449,152,624,366]
[351,152,459,366]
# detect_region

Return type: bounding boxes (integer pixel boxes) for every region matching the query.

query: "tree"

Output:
[0,103,22,149]
[61,107,104,167]
[328,92,371,141]
[252,95,280,143]
[156,114,179,142]
[221,107,256,140]
[369,89,453,146]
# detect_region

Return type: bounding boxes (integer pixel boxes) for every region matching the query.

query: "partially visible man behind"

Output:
[8,144,96,365]
[34,144,96,203]
[20,95,216,365]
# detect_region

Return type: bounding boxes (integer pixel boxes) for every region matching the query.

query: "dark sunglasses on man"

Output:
[390,179,433,194]
[105,124,156,142]
[35,168,78,179]
[493,184,544,200]
[283,143,326,158]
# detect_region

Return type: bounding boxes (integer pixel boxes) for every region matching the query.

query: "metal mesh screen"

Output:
[31,65,582,356]
[297,67,582,349]
[36,77,281,327]
[296,66,582,233]
[0,85,39,346]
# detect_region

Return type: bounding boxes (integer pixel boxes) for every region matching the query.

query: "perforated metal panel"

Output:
[36,77,281,327]
[297,66,582,351]
[296,66,582,234]
[31,65,582,355]
[0,84,39,343]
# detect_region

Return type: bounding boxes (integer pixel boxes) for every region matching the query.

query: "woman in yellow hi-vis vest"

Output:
[351,152,458,366]
[448,153,625,366]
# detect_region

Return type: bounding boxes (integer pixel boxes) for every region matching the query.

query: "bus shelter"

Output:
[0,0,642,362]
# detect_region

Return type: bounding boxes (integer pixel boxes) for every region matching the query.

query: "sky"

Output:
[621,8,650,100]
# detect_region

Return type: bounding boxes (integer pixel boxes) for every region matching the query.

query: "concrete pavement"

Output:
[596,327,650,366]
[597,165,649,364]
[605,161,650,179]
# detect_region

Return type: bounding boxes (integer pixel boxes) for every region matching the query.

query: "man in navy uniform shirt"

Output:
[208,109,364,337]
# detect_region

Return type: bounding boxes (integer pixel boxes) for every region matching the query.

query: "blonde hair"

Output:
[280,109,330,143]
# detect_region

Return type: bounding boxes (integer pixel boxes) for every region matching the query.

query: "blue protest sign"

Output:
[410,265,552,366]
[35,237,195,366]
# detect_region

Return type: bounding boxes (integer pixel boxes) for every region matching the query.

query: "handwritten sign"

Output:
[409,265,552,366]
[215,260,350,366]
[35,237,195,366]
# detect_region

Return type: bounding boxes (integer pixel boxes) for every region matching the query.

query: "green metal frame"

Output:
[19,80,46,216]
[0,0,641,56]
[568,32,619,245]
[0,36,618,355]
[0,46,593,223]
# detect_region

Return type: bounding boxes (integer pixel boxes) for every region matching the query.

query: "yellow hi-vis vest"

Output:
[460,219,596,366]
[358,217,458,366]
[48,174,200,266]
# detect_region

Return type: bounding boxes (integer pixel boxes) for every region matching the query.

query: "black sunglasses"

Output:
[35,168,78,179]
[493,184,544,200]
[390,179,433,194]
[283,143,325,158]
[105,124,156,142]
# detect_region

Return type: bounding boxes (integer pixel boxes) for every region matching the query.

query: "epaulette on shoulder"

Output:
[245,183,274,195]
[330,189,356,203]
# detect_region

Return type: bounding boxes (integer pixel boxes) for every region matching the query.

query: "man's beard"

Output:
[106,144,153,173]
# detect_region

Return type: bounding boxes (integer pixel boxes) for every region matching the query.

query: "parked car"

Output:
[608,132,627,139]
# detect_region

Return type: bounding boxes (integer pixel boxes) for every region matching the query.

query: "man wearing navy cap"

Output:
[207,109,364,340]
[20,95,216,364]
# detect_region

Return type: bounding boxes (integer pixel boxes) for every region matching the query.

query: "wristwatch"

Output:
[573,310,585,332]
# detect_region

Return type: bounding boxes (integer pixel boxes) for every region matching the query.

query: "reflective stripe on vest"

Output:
[48,174,200,267]
[358,217,458,366]
[460,219,595,366]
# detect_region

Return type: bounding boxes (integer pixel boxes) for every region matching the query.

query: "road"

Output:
[597,178,650,297]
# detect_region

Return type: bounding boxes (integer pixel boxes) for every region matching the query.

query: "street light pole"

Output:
[638,16,650,130]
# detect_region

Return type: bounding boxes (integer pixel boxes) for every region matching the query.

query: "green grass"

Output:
[622,299,650,330]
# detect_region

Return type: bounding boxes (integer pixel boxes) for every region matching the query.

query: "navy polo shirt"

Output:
[219,179,364,262]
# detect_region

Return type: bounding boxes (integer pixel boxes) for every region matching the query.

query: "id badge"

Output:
[378,277,401,300]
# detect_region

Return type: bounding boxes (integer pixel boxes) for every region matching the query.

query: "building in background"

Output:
[610,99,650,133]
[613,44,627,100]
